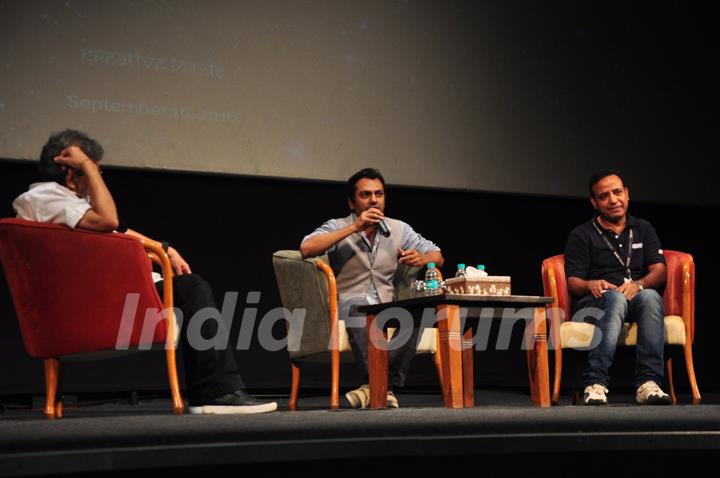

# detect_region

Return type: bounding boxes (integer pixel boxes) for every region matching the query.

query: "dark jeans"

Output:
[343,299,420,389]
[156,274,245,405]
[573,289,666,389]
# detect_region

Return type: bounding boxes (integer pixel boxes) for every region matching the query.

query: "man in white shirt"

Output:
[13,129,276,415]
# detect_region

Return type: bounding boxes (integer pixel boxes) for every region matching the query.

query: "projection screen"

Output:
[0,1,712,204]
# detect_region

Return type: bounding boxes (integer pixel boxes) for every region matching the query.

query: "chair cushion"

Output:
[559,315,686,349]
[338,320,352,352]
[385,326,437,354]
[416,328,438,353]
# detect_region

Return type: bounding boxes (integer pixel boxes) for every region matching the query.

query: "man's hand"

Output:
[353,207,384,231]
[617,280,642,300]
[53,146,92,170]
[398,248,427,267]
[167,247,191,275]
[587,279,616,298]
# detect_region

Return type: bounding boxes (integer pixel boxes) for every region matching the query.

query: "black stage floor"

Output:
[1,388,719,477]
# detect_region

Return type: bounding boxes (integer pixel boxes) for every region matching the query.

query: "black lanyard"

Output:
[592,219,634,280]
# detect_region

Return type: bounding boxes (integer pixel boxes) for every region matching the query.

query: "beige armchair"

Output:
[541,250,701,404]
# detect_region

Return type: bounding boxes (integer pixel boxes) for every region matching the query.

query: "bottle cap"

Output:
[457,263,466,269]
[427,262,436,268]
[477,264,485,271]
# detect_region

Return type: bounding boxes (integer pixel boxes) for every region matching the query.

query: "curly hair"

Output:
[37,129,104,184]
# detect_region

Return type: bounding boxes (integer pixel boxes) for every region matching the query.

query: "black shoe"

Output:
[189,390,278,415]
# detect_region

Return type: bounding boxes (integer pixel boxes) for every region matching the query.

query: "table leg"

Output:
[525,306,551,407]
[437,304,464,408]
[366,313,389,409]
[463,326,474,407]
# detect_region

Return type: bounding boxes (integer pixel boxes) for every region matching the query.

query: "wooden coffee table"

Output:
[358,294,553,409]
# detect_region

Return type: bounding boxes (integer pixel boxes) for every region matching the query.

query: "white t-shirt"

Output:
[13,182,162,282]
[13,182,91,228]
[13,181,164,283]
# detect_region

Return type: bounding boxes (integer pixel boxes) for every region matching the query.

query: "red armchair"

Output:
[0,218,183,418]
[541,250,701,404]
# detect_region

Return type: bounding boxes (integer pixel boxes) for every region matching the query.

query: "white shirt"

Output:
[13,181,165,283]
[13,182,91,228]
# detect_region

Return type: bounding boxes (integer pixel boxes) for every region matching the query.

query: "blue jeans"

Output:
[573,289,666,389]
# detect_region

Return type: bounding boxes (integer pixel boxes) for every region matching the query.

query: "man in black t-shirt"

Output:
[564,170,671,406]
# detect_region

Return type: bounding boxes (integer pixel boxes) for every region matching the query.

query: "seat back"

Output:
[541,254,572,326]
[0,218,167,358]
[272,250,332,359]
[662,250,695,341]
[541,250,695,341]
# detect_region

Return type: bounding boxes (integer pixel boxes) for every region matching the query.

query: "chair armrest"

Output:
[140,240,176,351]
[314,260,339,352]
[542,264,564,346]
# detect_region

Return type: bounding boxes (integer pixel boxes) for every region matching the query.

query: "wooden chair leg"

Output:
[165,348,184,415]
[330,348,340,410]
[43,358,59,419]
[548,309,562,405]
[289,362,301,411]
[551,342,563,404]
[665,357,677,405]
[683,342,702,404]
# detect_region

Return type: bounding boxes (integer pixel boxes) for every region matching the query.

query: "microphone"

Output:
[377,219,391,237]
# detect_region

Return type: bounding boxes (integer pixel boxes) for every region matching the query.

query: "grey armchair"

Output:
[272,250,441,410]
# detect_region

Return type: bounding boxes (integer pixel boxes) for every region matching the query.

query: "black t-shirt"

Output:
[564,214,665,287]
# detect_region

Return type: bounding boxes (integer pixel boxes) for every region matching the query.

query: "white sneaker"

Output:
[386,390,399,408]
[345,384,370,409]
[636,380,672,405]
[583,384,609,405]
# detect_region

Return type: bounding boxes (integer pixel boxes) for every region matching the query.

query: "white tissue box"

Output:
[444,276,512,296]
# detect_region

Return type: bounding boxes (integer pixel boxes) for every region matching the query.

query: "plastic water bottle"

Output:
[476,264,487,276]
[455,263,467,278]
[424,262,441,296]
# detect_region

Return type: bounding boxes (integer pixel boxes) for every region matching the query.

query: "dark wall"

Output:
[1,159,717,398]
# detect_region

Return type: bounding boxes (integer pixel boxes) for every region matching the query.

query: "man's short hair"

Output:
[346,168,386,202]
[38,129,104,184]
[588,170,625,198]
